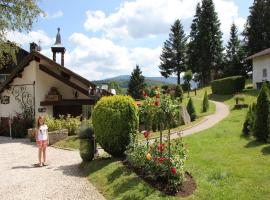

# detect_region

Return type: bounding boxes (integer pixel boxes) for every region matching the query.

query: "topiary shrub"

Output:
[211,76,246,95]
[187,98,197,121]
[175,84,184,102]
[253,83,270,142]
[92,95,139,157]
[202,91,209,112]
[79,121,95,162]
[242,103,256,136]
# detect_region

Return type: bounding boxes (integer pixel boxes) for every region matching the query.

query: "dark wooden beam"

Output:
[40,99,96,106]
[39,64,89,96]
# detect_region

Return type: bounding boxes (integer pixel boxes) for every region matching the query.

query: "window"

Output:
[263,68,267,78]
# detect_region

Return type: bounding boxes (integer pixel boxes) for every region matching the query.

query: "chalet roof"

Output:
[246,48,270,60]
[0,50,111,96]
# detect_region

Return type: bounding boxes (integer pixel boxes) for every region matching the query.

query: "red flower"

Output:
[158,157,166,163]
[171,167,177,175]
[142,131,150,138]
[157,144,165,151]
[155,101,159,106]
[156,94,160,98]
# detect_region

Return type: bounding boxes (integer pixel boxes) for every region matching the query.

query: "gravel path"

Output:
[0,137,106,200]
[171,100,230,139]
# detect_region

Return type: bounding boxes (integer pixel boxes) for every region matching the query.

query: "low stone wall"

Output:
[27,128,68,145]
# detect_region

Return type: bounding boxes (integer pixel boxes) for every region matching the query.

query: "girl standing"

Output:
[35,116,48,167]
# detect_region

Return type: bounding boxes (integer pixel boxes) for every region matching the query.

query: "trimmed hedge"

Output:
[211,76,246,95]
[92,95,139,157]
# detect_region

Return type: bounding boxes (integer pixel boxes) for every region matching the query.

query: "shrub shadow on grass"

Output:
[208,94,233,102]
[55,163,86,177]
[80,157,116,175]
[244,140,264,148]
[261,146,270,155]
[107,165,132,182]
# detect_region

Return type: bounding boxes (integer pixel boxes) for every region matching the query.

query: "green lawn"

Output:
[81,86,270,200]
[53,135,80,150]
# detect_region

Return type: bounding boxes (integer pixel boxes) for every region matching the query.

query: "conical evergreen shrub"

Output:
[253,83,270,142]
[187,98,197,121]
[242,103,256,136]
[202,91,209,112]
[175,84,184,102]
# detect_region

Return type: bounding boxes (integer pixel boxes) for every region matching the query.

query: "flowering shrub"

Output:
[126,139,187,192]
[126,87,188,193]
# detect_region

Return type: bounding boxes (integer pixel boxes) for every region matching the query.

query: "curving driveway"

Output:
[0,137,106,200]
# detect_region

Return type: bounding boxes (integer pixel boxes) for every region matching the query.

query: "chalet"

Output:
[247,48,270,89]
[0,28,111,120]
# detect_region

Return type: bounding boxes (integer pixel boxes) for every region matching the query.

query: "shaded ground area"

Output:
[0,137,105,200]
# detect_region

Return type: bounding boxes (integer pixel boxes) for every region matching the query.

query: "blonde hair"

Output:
[37,116,45,128]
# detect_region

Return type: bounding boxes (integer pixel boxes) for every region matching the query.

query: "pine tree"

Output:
[244,0,270,55]
[188,0,224,85]
[159,19,187,84]
[187,98,197,121]
[127,65,145,99]
[253,82,270,142]
[188,3,202,73]
[175,84,184,102]
[224,23,246,77]
[202,91,209,112]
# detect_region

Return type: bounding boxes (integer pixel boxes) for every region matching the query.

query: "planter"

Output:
[28,128,36,142]
[28,128,68,145]
[48,129,68,145]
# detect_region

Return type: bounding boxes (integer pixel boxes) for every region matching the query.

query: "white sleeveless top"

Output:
[37,125,48,141]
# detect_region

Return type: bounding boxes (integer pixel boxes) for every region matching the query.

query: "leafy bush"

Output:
[187,98,197,121]
[92,95,139,157]
[202,91,209,112]
[45,115,81,135]
[242,103,256,136]
[253,83,270,142]
[79,121,95,161]
[211,76,245,94]
[126,139,187,193]
[175,85,184,102]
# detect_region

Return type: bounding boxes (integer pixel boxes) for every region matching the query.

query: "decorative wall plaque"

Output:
[38,107,46,113]
[1,95,10,104]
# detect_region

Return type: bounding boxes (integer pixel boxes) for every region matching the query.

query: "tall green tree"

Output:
[127,65,145,99]
[244,0,270,55]
[0,0,43,68]
[159,19,187,85]
[224,23,245,76]
[188,3,202,73]
[188,0,224,85]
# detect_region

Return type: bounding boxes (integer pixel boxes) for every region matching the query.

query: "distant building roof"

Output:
[246,48,270,60]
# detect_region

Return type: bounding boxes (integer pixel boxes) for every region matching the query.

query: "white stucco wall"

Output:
[0,57,90,119]
[253,55,270,88]
[0,60,37,118]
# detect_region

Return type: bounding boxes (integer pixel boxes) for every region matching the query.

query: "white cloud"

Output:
[43,10,64,19]
[63,33,161,80]
[6,30,54,47]
[84,0,246,40]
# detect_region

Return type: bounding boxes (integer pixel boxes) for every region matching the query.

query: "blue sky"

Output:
[7,0,253,80]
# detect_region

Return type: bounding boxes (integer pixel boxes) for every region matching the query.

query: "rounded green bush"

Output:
[79,121,95,161]
[92,95,139,157]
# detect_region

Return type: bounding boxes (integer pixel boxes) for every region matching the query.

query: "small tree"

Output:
[253,82,270,142]
[183,70,193,97]
[202,91,209,112]
[127,65,145,99]
[187,98,197,121]
[175,85,184,102]
[242,103,256,136]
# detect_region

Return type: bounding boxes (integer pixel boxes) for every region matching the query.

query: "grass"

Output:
[81,86,270,200]
[53,135,80,150]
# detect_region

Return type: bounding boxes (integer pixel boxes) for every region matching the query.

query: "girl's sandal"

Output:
[42,163,48,166]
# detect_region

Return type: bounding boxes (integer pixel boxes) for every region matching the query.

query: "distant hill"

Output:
[93,75,197,89]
